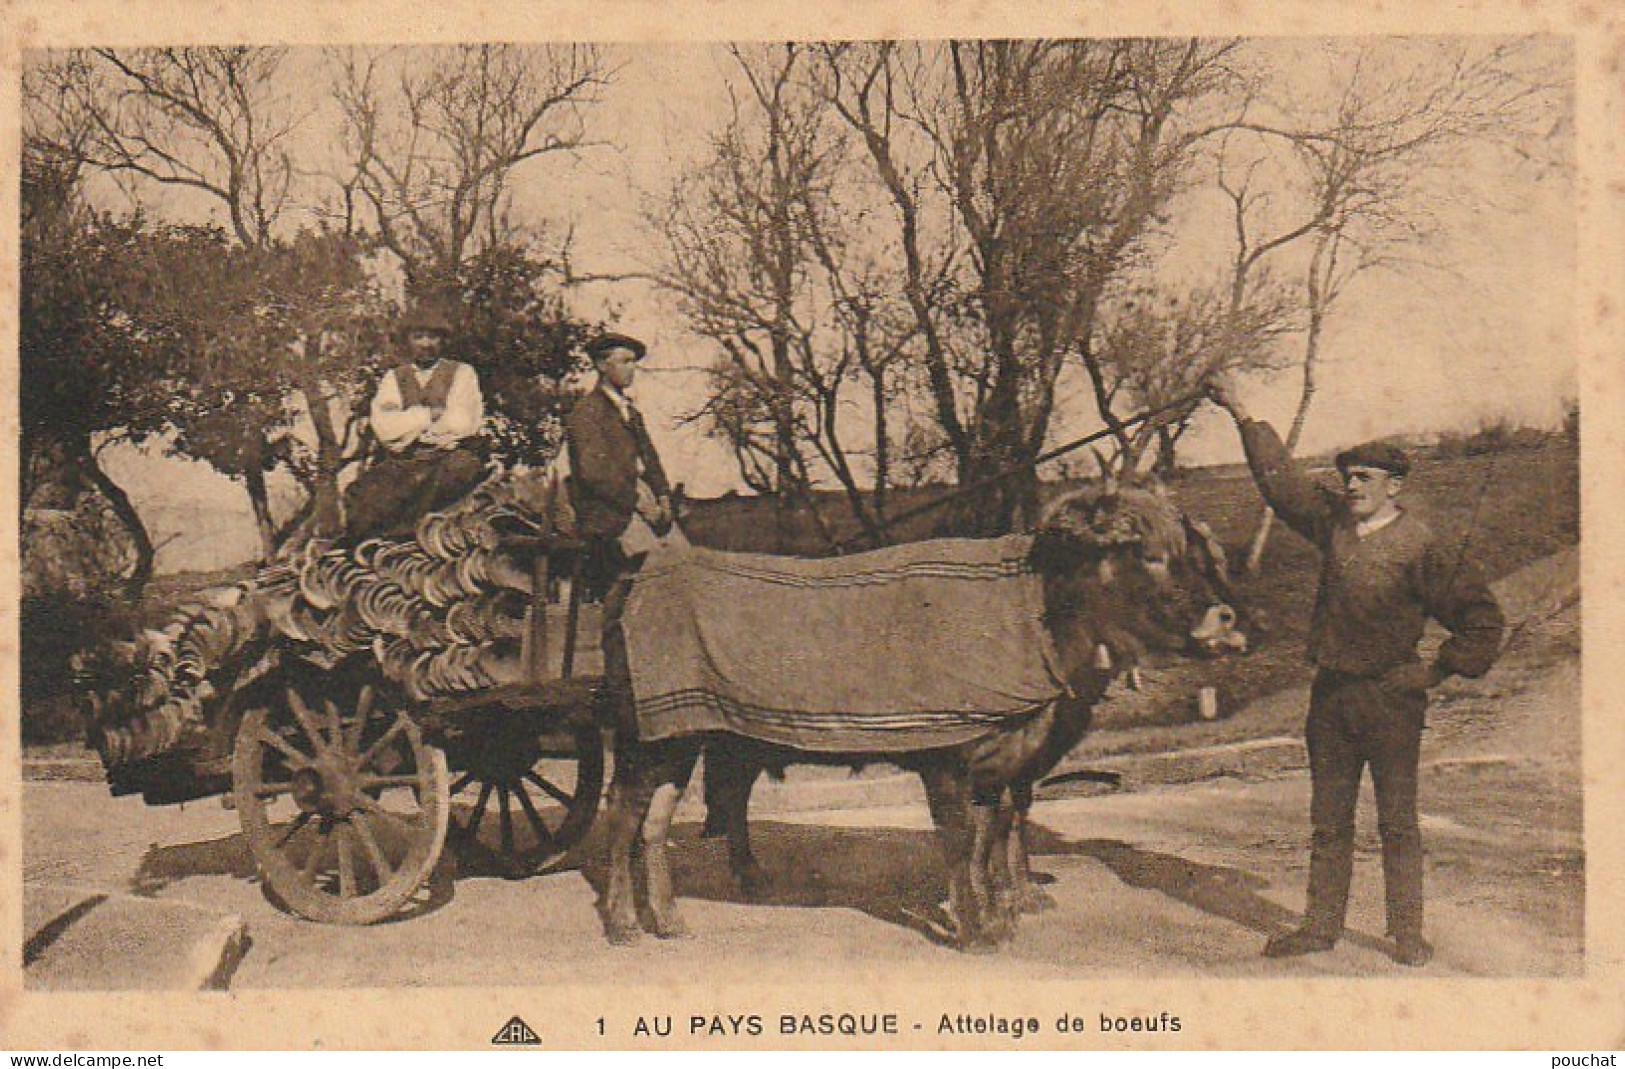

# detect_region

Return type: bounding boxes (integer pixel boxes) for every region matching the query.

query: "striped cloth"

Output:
[621,536,1064,752]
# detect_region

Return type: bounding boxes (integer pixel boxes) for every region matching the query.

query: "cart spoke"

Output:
[275,810,315,848]
[499,785,515,859]
[286,687,330,757]
[356,714,410,773]
[450,771,477,796]
[337,825,358,898]
[513,781,554,848]
[253,780,298,801]
[359,773,425,791]
[302,823,331,882]
[345,684,376,754]
[257,726,313,769]
[355,794,421,836]
[350,812,392,881]
[460,781,495,843]
[322,697,345,747]
[524,770,574,808]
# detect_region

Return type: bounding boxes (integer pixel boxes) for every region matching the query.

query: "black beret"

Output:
[585,332,647,361]
[1335,440,1411,478]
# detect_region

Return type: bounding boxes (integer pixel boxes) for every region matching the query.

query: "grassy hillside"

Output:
[1144,438,1578,728]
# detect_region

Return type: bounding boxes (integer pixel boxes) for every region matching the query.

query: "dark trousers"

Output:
[577,535,631,603]
[1301,669,1428,941]
[343,444,485,541]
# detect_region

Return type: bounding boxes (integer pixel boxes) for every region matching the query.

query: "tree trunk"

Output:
[1153,423,1179,478]
[870,367,889,523]
[295,338,349,540]
[73,438,154,601]
[244,463,278,562]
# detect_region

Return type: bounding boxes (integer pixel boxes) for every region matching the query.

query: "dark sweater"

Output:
[1238,419,1504,679]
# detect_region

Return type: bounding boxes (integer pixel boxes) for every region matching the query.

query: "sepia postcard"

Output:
[2,0,1621,1052]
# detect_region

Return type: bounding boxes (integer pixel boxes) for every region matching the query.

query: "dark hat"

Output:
[585,332,648,362]
[398,298,454,337]
[1335,440,1411,478]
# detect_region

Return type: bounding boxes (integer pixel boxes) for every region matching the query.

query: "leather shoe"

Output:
[1390,933,1434,967]
[1263,927,1337,958]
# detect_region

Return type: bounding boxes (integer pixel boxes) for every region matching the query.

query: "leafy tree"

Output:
[20,151,169,595]
[450,240,595,468]
[115,226,391,553]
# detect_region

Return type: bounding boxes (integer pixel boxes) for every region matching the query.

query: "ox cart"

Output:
[107,534,609,926]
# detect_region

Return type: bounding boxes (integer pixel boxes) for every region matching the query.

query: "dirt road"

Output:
[21,646,1581,989]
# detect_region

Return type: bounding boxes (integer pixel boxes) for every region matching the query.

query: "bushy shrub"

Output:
[21,500,137,744]
[20,592,134,744]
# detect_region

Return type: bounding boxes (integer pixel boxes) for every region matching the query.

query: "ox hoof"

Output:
[651,914,693,940]
[959,934,1001,956]
[988,896,1020,941]
[605,921,643,946]
[736,865,772,901]
[1016,886,1057,914]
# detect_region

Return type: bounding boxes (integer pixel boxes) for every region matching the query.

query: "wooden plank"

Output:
[524,554,550,683]
[420,676,604,721]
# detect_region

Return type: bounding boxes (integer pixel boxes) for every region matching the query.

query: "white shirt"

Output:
[595,379,648,477]
[371,360,484,452]
[1355,508,1402,540]
[599,379,636,423]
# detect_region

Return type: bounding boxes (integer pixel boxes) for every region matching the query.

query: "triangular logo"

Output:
[492,1016,541,1045]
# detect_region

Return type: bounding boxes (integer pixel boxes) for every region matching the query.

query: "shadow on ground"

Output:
[130,808,1394,956]
[572,817,1362,951]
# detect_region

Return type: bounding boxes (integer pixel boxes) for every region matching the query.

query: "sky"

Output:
[496,38,1578,490]
[67,38,1576,570]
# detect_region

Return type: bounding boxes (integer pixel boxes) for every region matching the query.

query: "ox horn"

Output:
[1039,488,1096,529]
[1093,448,1120,498]
[1093,643,1113,670]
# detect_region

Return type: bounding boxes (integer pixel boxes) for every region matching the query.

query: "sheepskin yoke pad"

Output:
[621,536,1064,752]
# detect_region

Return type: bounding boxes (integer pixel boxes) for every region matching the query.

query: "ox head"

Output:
[1029,481,1248,686]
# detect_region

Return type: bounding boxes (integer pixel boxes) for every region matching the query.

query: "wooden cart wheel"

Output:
[232,673,450,924]
[447,716,605,878]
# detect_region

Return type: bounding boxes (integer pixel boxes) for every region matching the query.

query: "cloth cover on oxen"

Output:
[621,536,1065,752]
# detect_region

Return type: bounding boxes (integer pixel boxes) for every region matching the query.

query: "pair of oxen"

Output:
[596,482,1250,952]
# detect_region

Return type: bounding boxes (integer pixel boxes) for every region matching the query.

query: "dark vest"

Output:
[393,361,461,415]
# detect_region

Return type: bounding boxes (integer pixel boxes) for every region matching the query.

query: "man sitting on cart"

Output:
[343,297,489,541]
[564,332,674,600]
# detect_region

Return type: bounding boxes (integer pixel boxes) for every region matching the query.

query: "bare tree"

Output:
[654,45,917,548]
[331,44,610,291]
[1095,280,1295,476]
[815,40,1246,534]
[59,47,303,249]
[1220,39,1564,571]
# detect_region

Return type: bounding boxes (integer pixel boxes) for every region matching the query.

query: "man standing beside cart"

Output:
[564,332,675,599]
